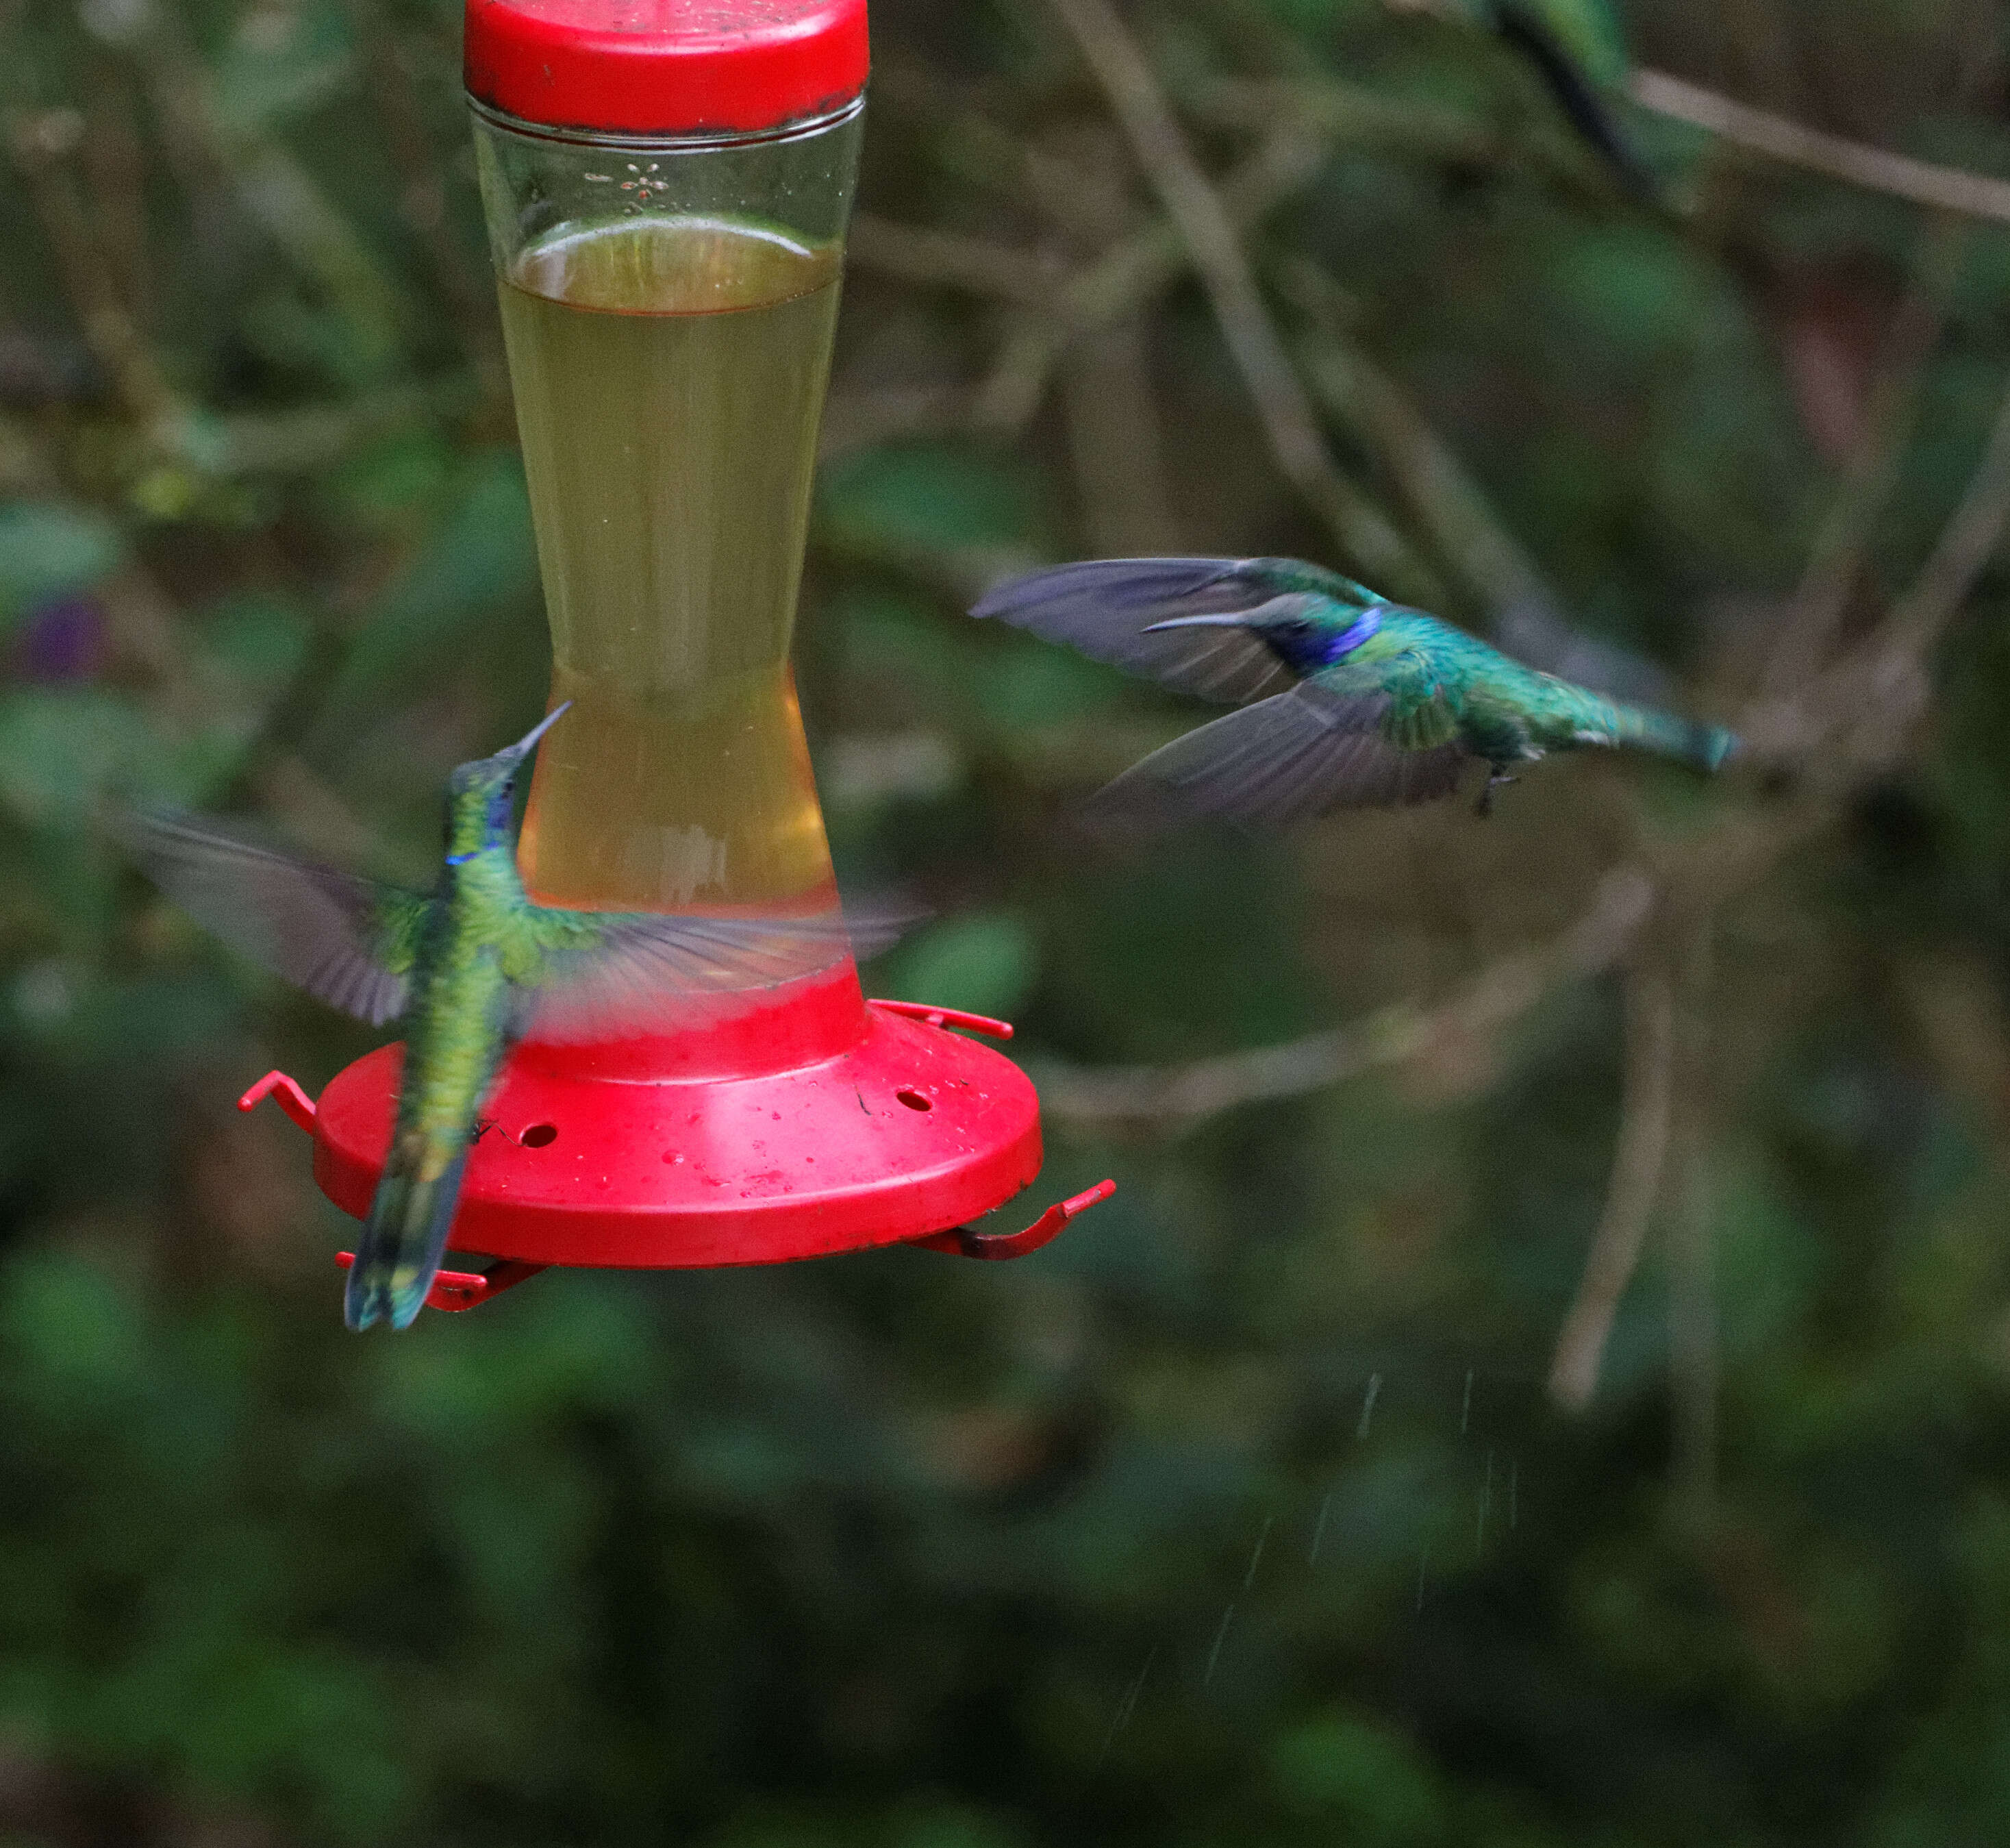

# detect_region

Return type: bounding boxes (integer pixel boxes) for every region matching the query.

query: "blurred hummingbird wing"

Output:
[120,808,433,1025]
[512,904,907,1045]
[1083,684,1468,833]
[971,558,1299,703]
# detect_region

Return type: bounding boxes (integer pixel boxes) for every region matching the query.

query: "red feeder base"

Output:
[241,960,1112,1312]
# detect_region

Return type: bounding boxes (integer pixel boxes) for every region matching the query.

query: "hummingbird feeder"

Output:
[242,0,1111,1312]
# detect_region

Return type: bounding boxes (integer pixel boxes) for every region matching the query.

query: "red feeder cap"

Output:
[465,0,869,136]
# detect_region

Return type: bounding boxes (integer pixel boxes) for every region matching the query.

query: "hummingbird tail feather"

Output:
[1600,701,1739,773]
[344,1148,469,1332]
[1689,723,1740,772]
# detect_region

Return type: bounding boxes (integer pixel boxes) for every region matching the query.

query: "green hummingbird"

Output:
[971,557,1737,829]
[126,704,882,1332]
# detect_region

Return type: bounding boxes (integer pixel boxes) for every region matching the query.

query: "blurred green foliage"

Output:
[5,0,2010,1843]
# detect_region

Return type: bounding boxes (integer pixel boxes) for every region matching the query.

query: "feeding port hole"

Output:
[896,1088,932,1112]
[519,1122,559,1147]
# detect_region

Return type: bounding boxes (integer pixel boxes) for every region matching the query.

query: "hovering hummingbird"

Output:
[126,705,881,1332]
[972,557,1737,829]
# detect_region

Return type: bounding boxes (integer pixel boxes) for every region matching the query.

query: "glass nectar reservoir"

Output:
[468,0,868,919]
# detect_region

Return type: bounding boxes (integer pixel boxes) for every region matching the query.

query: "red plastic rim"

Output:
[465,0,869,136]
[305,969,1044,1269]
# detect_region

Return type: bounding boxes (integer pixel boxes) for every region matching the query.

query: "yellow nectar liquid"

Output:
[501,214,843,918]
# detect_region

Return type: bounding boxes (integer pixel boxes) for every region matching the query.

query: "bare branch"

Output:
[818,384,970,460]
[127,12,407,366]
[1192,74,1511,167]
[205,379,470,475]
[1064,127,1331,332]
[1631,68,2010,225]
[848,129,1331,442]
[974,127,1333,436]
[1666,932,1719,1521]
[1029,121,1182,553]
[1874,368,2010,661]
[345,0,507,394]
[1044,0,1438,601]
[1281,258,1557,619]
[970,319,1066,435]
[1759,216,1968,695]
[6,108,185,443]
[1581,325,2010,1448]
[1063,315,1181,554]
[80,71,152,331]
[1548,957,1677,1413]
[849,214,1064,308]
[1192,75,1626,206]
[1753,365,2010,759]
[1038,868,1655,1127]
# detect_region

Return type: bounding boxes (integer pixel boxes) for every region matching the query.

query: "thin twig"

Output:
[1613,327,2010,1458]
[970,317,1066,435]
[1018,126,1337,435]
[1064,126,1330,331]
[1871,369,2010,662]
[1757,366,2010,758]
[1063,321,1179,555]
[1044,0,1437,601]
[846,128,1331,444]
[131,13,407,368]
[818,384,970,460]
[1038,868,1654,1126]
[1193,74,1625,207]
[80,64,151,330]
[1032,122,1182,553]
[344,0,507,393]
[6,107,186,442]
[1547,956,1677,1412]
[1761,216,1969,695]
[205,378,472,476]
[1631,68,2010,225]
[849,214,1065,308]
[1061,312,1179,549]
[1,105,455,482]
[1755,25,2007,697]
[1193,73,1510,168]
[1281,256,1556,617]
[1666,929,1719,1523]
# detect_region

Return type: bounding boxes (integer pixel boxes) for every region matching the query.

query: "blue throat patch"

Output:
[1270,606,1381,672]
[1324,608,1381,660]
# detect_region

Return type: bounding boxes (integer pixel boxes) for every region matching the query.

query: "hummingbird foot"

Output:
[1474,768,1518,819]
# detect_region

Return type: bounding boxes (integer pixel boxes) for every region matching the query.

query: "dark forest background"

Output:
[5,0,2010,1841]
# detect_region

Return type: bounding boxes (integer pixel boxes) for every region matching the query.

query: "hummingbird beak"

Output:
[501,701,573,761]
[1140,614,1253,634]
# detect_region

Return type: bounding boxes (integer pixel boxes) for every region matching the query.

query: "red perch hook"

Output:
[908,1178,1117,1260]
